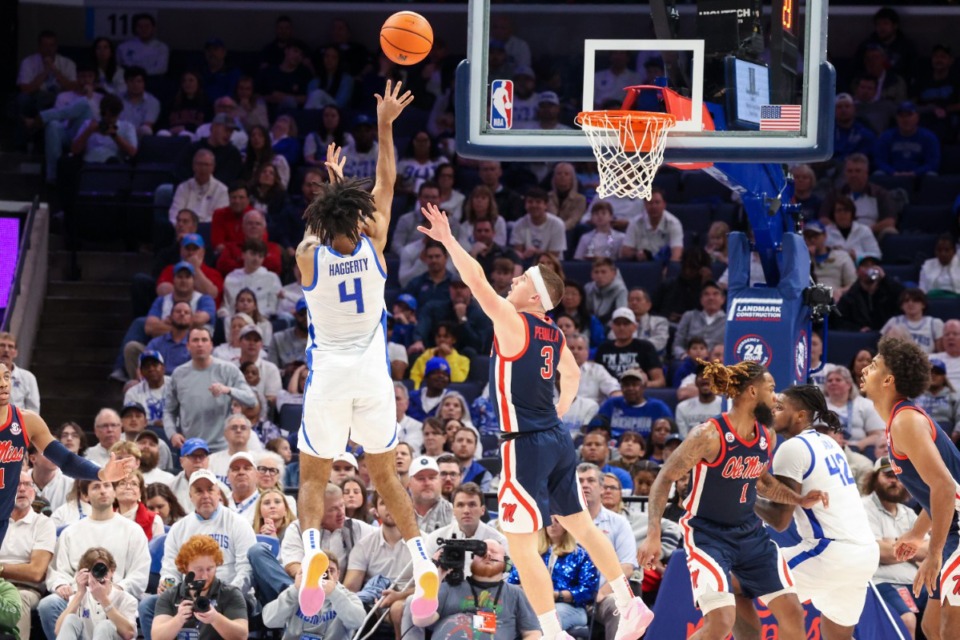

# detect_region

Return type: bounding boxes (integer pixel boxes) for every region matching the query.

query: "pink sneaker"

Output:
[409,561,440,627]
[614,597,654,640]
[298,550,329,617]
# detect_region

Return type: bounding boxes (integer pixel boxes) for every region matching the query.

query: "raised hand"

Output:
[375,80,414,125]
[98,453,137,483]
[325,142,346,184]
[416,202,454,245]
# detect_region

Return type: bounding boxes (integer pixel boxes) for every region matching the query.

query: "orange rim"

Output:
[576,110,676,153]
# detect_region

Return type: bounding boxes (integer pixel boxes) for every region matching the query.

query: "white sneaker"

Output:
[614,597,654,640]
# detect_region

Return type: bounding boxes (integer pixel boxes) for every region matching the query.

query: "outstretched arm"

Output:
[418,202,524,340]
[638,422,721,568]
[24,411,135,482]
[756,431,828,508]
[369,80,415,254]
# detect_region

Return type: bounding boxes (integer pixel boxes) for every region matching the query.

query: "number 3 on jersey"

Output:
[338,278,364,313]
[540,346,554,379]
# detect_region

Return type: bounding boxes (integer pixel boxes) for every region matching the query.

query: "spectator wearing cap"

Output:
[671,282,727,360]
[133,431,176,485]
[512,187,567,260]
[267,298,308,375]
[168,149,229,225]
[620,187,684,264]
[117,13,169,76]
[0,331,40,412]
[132,302,192,379]
[211,182,257,255]
[137,468,256,640]
[155,233,224,308]
[169,438,211,512]
[201,38,241,102]
[216,209,283,276]
[223,451,260,522]
[164,326,257,452]
[597,369,673,441]
[120,401,173,471]
[804,221,857,301]
[594,307,665,386]
[837,254,906,331]
[833,93,877,168]
[881,287,944,354]
[0,470,56,640]
[874,101,940,176]
[820,153,899,238]
[83,408,124,466]
[406,358,453,422]
[409,322,470,389]
[912,44,960,140]
[511,65,539,129]
[932,320,960,391]
[330,451,359,486]
[237,324,282,405]
[256,39,312,110]
[145,262,216,340]
[178,112,243,184]
[207,413,256,483]
[38,477,150,639]
[408,456,454,534]
[855,8,917,79]
[222,238,281,318]
[593,50,643,109]
[825,195,882,263]
[580,430,634,493]
[391,293,419,349]
[125,349,171,425]
[862,456,926,636]
[916,358,960,437]
[920,234,960,297]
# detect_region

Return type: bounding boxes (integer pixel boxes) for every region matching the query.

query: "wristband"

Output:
[42,441,102,481]
[101,603,114,613]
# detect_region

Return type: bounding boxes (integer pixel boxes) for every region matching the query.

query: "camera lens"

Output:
[194,596,211,613]
[91,562,108,581]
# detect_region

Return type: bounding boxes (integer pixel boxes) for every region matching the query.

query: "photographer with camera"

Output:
[152,535,248,640]
[837,254,906,332]
[400,539,541,640]
[803,222,856,302]
[262,550,365,640]
[69,93,137,164]
[53,548,139,640]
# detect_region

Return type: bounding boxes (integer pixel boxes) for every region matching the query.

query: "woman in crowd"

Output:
[234,75,269,131]
[436,163,465,220]
[145,484,187,527]
[645,418,678,465]
[537,252,566,281]
[849,348,875,385]
[632,460,661,497]
[438,392,474,428]
[807,331,830,387]
[789,163,821,223]
[458,184,507,249]
[663,473,690,523]
[553,280,605,348]
[163,70,210,136]
[826,195,881,262]
[705,221,730,265]
[341,478,374,524]
[309,46,354,109]
[919,359,960,440]
[609,432,647,480]
[212,313,255,363]
[554,314,580,342]
[600,472,627,514]
[303,105,353,167]
[242,124,290,189]
[548,162,587,230]
[234,289,273,345]
[152,535,249,640]
[249,164,289,219]
[91,37,124,95]
[421,418,448,457]
[507,515,599,631]
[114,468,164,540]
[823,367,885,452]
[252,488,295,540]
[919,233,960,297]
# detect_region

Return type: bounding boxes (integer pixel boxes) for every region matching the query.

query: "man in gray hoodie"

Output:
[584,257,628,325]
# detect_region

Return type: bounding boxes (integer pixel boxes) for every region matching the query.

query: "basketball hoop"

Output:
[575,110,676,200]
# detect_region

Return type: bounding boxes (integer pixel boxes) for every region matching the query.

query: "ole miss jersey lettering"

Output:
[489,313,566,433]
[684,413,770,527]
[0,405,29,518]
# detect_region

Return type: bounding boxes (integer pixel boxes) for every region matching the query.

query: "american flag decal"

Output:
[760,105,802,131]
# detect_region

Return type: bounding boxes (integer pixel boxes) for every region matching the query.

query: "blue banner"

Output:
[648,546,909,639]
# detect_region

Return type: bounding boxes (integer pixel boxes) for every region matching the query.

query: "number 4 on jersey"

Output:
[825,452,855,486]
[338,278,364,313]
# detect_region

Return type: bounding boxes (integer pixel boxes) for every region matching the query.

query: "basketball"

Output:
[380,11,433,66]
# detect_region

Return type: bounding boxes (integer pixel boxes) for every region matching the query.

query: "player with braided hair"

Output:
[748,384,878,640]
[638,361,827,640]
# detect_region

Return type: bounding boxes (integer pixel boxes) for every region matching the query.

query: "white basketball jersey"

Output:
[772,429,874,545]
[303,235,388,369]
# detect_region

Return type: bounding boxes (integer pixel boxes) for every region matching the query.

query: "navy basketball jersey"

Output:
[0,405,29,520]
[489,313,566,433]
[684,413,771,527]
[886,400,960,518]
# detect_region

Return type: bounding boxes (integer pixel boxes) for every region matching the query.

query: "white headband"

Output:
[526,265,555,311]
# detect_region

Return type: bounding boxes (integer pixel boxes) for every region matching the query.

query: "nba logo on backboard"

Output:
[490,79,513,130]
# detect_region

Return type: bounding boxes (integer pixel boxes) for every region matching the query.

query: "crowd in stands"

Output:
[6,4,960,639]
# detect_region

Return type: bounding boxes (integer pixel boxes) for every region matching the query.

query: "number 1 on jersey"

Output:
[739,483,749,504]
[338,278,364,313]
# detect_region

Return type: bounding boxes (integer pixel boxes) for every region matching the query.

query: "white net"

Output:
[576,111,676,200]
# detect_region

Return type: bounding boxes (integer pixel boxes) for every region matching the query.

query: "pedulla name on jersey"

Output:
[721,455,767,480]
[328,258,369,277]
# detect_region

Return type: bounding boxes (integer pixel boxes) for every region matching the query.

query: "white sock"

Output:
[538,611,562,637]
[406,536,430,563]
[611,574,634,611]
[302,528,322,554]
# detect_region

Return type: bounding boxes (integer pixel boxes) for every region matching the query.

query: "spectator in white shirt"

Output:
[16,30,77,116]
[593,50,643,109]
[221,239,282,317]
[119,66,161,136]
[225,451,261,522]
[123,350,171,429]
[919,234,960,297]
[931,320,960,390]
[53,548,139,640]
[569,333,621,404]
[0,471,56,640]
[675,371,725,437]
[168,149,229,225]
[29,444,74,512]
[0,332,40,412]
[512,187,567,260]
[575,200,626,261]
[396,382,424,452]
[71,93,138,164]
[84,409,124,466]
[208,415,257,485]
[38,478,150,639]
[490,15,531,68]
[825,195,882,262]
[117,14,169,76]
[620,187,684,263]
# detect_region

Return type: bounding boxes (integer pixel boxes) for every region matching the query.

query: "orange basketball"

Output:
[380,11,433,66]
